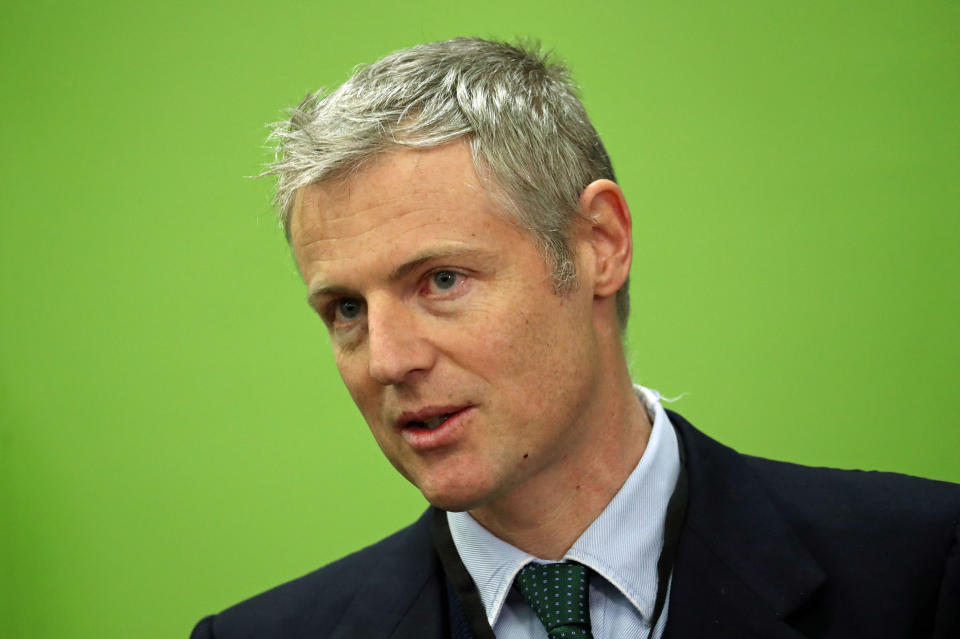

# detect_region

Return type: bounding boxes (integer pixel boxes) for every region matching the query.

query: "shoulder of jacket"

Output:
[201,508,437,638]
[743,453,960,545]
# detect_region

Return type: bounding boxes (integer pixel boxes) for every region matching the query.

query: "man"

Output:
[192,38,959,638]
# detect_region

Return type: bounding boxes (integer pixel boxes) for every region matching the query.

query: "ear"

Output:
[578,179,633,300]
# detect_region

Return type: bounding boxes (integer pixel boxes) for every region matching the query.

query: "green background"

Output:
[2,1,958,636]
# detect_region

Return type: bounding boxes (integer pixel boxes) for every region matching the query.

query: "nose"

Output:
[366,299,436,386]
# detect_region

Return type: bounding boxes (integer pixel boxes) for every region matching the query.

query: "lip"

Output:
[398,405,474,451]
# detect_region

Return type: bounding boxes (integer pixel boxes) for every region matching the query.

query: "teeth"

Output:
[422,414,451,430]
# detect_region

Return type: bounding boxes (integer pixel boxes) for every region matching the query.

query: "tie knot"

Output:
[515,562,593,639]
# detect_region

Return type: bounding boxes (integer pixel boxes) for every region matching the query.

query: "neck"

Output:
[468,369,652,560]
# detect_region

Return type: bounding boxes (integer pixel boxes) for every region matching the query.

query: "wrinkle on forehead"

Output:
[292,186,433,250]
[291,142,512,237]
[294,201,490,267]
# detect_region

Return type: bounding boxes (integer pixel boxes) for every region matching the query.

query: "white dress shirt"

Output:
[447,386,681,639]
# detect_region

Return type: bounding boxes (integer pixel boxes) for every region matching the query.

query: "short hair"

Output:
[265,37,630,328]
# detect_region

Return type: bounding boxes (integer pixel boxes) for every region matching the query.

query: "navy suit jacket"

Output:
[191,412,960,638]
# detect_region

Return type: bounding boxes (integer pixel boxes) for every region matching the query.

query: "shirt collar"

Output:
[447,385,681,627]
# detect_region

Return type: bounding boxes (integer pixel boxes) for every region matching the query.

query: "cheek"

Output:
[337,357,395,450]
[467,293,577,401]
[335,349,373,411]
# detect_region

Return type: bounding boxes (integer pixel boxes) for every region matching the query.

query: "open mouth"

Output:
[406,413,455,430]
[397,406,473,449]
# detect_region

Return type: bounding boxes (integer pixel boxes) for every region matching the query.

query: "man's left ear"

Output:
[578,179,633,299]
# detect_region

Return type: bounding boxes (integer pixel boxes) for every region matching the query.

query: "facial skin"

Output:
[291,141,648,556]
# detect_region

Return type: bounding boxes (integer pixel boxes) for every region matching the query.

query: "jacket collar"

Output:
[664,410,826,639]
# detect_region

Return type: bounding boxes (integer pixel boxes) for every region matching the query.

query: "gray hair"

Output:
[265,37,629,328]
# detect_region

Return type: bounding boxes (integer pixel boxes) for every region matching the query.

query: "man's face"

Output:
[290,142,604,512]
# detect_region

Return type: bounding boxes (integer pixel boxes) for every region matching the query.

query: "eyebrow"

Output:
[306,246,493,304]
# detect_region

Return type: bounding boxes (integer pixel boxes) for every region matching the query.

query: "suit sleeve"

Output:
[189,615,215,639]
[933,519,960,639]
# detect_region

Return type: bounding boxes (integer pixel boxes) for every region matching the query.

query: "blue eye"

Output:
[432,271,458,290]
[336,299,363,320]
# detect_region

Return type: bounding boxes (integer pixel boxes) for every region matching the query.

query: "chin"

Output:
[414,475,494,513]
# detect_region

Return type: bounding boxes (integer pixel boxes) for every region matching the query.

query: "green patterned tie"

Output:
[515,562,594,639]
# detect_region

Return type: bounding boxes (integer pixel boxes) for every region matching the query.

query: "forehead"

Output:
[289,143,527,273]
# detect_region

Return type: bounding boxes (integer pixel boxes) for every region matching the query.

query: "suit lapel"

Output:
[663,412,826,639]
[387,570,447,639]
[329,510,446,639]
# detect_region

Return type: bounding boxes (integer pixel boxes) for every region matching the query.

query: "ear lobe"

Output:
[579,179,633,300]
